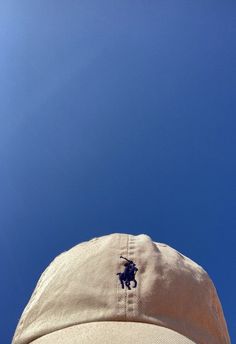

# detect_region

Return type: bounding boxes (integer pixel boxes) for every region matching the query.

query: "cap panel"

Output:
[13,234,124,344]
[133,237,230,344]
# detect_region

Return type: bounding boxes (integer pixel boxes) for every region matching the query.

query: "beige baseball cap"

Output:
[12,233,230,344]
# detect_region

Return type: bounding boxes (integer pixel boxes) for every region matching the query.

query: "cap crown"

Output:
[13,233,230,344]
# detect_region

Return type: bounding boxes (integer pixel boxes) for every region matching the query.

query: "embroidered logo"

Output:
[117,256,138,290]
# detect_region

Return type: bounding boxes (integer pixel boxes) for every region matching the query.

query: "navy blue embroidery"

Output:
[117,256,138,290]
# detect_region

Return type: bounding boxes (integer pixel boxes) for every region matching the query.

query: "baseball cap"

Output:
[12,233,230,344]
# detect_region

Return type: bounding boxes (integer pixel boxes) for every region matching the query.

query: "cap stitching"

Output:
[127,236,136,318]
[116,234,122,318]
[125,234,129,320]
[116,234,128,319]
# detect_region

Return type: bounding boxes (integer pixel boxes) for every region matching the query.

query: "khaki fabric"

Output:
[12,233,231,344]
[30,321,196,344]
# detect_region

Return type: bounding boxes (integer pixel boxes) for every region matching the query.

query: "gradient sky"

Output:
[1,1,236,343]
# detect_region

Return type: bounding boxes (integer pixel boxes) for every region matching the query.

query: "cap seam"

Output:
[128,235,136,318]
[125,234,129,320]
[116,234,123,319]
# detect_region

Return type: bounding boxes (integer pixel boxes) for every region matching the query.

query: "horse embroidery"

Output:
[117,256,138,290]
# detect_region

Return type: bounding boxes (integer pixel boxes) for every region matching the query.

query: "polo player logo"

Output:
[117,256,138,290]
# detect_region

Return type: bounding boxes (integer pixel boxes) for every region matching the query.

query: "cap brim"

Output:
[31,321,196,344]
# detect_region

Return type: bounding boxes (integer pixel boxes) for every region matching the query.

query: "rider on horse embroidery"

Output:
[117,256,138,290]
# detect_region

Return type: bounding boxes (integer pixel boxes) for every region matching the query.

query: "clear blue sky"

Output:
[1,1,235,343]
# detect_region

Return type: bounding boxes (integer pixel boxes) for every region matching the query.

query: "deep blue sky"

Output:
[1,1,235,343]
